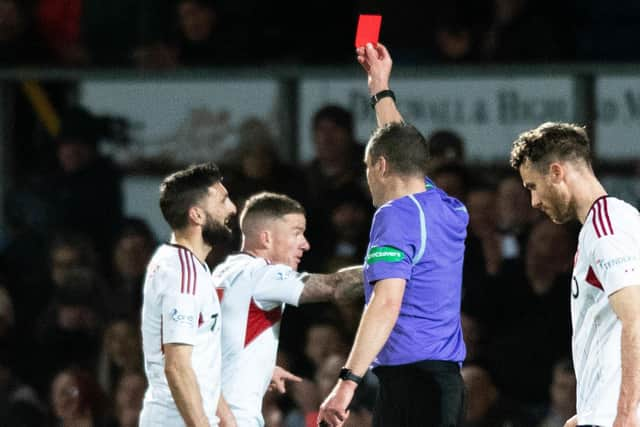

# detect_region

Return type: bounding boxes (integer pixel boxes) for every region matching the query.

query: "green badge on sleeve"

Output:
[366,246,405,264]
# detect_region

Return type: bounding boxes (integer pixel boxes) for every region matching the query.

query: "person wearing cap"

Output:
[317,43,467,427]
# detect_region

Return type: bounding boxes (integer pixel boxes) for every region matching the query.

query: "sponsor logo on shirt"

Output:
[170,308,195,326]
[596,255,639,271]
[366,246,405,264]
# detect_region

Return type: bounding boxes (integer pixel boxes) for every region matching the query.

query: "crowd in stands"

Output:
[2,0,640,68]
[0,98,592,426]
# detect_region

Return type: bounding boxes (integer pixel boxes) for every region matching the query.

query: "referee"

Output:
[317,42,467,427]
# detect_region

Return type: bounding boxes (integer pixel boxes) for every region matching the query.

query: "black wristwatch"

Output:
[338,367,363,385]
[370,89,396,109]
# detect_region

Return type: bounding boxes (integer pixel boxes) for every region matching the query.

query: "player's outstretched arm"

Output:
[164,343,211,427]
[356,42,404,126]
[609,285,640,427]
[299,266,364,303]
[216,394,237,427]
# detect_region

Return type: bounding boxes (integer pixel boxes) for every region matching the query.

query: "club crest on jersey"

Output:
[170,308,195,326]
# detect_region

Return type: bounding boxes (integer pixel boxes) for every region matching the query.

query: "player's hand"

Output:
[269,366,302,393]
[356,42,393,95]
[613,412,640,427]
[317,381,355,427]
[563,414,577,427]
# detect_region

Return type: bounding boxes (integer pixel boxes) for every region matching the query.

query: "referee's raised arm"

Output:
[356,42,404,126]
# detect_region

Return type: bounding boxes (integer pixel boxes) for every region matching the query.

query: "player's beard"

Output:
[202,212,233,247]
[546,187,576,224]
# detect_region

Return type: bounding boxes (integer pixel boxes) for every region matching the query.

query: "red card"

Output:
[355,14,382,48]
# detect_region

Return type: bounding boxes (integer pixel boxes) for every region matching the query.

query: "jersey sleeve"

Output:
[364,202,419,285]
[158,264,200,345]
[591,232,640,297]
[252,264,305,308]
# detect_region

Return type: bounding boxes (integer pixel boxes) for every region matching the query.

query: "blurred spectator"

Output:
[430,0,491,62]
[303,105,371,272]
[0,286,46,425]
[431,162,471,202]
[49,367,107,427]
[36,0,89,65]
[97,320,143,396]
[0,0,52,65]
[481,0,571,61]
[173,0,233,66]
[49,231,100,289]
[426,129,466,171]
[303,319,349,373]
[460,312,487,363]
[83,0,172,66]
[462,183,500,317]
[48,105,124,263]
[108,371,146,427]
[537,358,576,427]
[485,220,574,410]
[322,190,371,272]
[224,118,306,206]
[107,218,156,320]
[462,363,533,427]
[33,268,105,395]
[496,174,539,264]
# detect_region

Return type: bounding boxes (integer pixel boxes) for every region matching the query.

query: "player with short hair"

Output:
[212,191,363,427]
[139,162,237,427]
[510,123,640,427]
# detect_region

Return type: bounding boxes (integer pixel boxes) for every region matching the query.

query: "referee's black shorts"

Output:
[372,360,464,427]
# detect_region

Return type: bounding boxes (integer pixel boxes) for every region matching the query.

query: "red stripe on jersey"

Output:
[198,312,204,327]
[178,249,186,293]
[244,299,282,347]
[191,254,197,295]
[183,249,191,294]
[592,204,601,238]
[216,288,224,302]
[602,198,614,235]
[586,266,604,291]
[597,201,608,236]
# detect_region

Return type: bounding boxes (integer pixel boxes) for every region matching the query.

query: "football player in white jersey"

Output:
[212,192,363,427]
[510,124,640,427]
[140,162,238,427]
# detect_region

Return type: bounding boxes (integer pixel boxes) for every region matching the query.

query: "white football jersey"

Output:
[212,253,305,427]
[140,244,222,427]
[571,196,640,426]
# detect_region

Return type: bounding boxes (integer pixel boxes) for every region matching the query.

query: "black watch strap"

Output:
[339,367,363,385]
[370,89,396,109]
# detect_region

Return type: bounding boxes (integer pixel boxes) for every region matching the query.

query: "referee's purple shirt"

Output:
[363,179,468,367]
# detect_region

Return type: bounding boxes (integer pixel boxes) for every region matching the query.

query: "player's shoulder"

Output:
[584,196,640,241]
[212,253,269,285]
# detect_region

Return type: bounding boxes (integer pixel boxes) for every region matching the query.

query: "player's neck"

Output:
[571,174,608,224]
[381,176,428,204]
[171,231,211,264]
[241,245,269,261]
